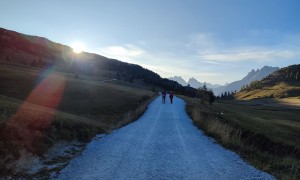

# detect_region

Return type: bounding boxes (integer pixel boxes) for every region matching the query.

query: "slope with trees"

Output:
[236,64,300,99]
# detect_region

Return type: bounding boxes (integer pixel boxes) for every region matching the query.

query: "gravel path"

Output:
[56,96,275,180]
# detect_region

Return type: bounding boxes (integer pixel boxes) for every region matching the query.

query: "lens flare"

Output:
[4,73,66,151]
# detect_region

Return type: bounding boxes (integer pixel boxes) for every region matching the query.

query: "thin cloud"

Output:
[201,61,222,65]
[143,64,220,80]
[90,32,300,85]
[198,50,300,62]
[94,44,144,63]
[185,32,300,63]
[186,33,219,54]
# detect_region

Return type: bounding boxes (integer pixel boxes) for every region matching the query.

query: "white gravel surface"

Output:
[56,96,275,180]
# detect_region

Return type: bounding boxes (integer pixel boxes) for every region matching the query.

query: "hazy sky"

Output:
[1,0,300,85]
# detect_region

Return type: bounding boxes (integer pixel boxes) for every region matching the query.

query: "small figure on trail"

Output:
[169,91,174,104]
[162,90,166,104]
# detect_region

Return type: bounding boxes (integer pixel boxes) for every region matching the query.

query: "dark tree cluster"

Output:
[279,65,300,81]
[196,84,215,104]
[218,90,235,99]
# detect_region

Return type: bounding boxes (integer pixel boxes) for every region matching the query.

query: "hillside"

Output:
[235,64,300,100]
[213,66,279,96]
[0,27,196,97]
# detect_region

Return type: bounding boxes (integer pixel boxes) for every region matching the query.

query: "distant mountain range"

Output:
[213,66,280,96]
[168,76,222,89]
[169,66,279,96]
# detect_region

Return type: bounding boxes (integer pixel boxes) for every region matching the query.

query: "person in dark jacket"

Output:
[169,91,174,104]
[162,90,166,104]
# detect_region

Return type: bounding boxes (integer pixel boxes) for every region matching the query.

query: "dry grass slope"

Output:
[236,82,300,100]
[236,64,300,100]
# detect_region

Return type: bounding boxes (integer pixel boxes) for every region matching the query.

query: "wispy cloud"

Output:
[185,33,219,54]
[149,32,300,83]
[198,49,300,62]
[90,32,300,85]
[201,61,222,65]
[186,32,300,63]
[143,64,220,80]
[94,44,144,63]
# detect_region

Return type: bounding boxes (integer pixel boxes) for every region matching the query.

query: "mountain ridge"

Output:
[213,66,280,96]
[168,76,222,89]
[169,66,279,96]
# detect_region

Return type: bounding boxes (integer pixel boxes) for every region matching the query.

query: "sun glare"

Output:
[72,42,85,54]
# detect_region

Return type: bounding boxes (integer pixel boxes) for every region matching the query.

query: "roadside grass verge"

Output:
[0,95,103,177]
[0,93,156,178]
[182,96,300,180]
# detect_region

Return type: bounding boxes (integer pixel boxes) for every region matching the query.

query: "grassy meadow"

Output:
[0,62,156,176]
[183,96,300,180]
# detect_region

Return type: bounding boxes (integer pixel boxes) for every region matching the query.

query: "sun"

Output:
[72,42,85,54]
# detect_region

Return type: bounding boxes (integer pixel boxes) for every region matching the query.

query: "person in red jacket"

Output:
[169,91,174,104]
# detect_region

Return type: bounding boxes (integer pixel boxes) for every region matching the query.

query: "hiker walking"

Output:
[169,91,174,104]
[162,90,166,104]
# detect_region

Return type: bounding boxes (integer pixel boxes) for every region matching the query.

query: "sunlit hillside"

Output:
[235,64,300,100]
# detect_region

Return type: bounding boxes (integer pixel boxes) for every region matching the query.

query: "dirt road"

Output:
[57,96,274,179]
